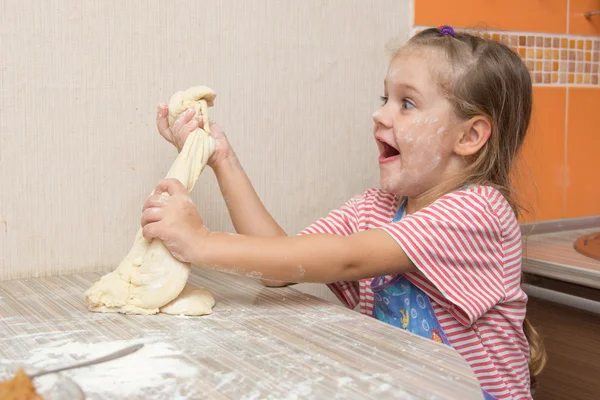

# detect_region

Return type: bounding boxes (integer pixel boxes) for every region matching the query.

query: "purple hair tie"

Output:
[439,25,455,37]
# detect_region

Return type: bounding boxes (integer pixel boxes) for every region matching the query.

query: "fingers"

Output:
[141,207,164,227]
[142,223,159,241]
[152,178,188,197]
[143,194,170,211]
[176,119,199,148]
[172,108,195,136]
[207,122,226,139]
[156,104,173,142]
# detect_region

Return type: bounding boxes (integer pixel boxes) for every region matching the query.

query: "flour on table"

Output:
[84,86,217,316]
[16,340,199,399]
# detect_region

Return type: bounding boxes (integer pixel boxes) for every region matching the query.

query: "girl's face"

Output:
[373,49,464,198]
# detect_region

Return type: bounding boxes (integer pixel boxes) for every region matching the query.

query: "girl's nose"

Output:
[372,108,392,128]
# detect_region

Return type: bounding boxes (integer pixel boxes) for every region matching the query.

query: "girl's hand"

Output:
[141,178,209,263]
[156,104,236,169]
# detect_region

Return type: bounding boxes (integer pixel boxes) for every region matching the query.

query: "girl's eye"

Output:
[402,99,415,109]
[380,95,388,105]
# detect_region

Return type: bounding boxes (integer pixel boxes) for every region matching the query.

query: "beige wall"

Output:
[0,1,411,302]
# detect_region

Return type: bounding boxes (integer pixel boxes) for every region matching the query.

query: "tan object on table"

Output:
[574,231,600,261]
[0,368,43,400]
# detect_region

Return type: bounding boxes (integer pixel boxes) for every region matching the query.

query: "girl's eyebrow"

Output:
[398,83,421,95]
[384,79,422,96]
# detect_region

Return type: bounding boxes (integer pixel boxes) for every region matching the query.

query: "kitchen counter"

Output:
[519,217,600,400]
[521,218,600,290]
[0,269,483,400]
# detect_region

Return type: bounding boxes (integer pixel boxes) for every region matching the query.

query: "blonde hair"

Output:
[399,27,547,388]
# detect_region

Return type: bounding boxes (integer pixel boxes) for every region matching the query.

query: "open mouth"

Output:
[378,140,400,161]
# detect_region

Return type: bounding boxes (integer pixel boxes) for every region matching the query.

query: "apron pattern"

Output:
[370,194,499,400]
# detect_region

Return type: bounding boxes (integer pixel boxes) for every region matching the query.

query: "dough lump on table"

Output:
[160,285,215,316]
[84,86,217,316]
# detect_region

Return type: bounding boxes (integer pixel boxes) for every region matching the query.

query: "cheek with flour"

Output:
[382,116,446,195]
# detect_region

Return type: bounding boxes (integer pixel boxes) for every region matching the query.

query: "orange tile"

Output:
[415,0,567,34]
[559,73,567,83]
[559,61,568,72]
[535,72,543,83]
[536,37,544,47]
[569,0,600,36]
[560,49,568,59]
[516,87,566,222]
[526,60,535,71]
[553,37,561,47]
[565,88,600,217]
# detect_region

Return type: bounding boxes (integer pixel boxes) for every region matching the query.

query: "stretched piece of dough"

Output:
[84,86,217,315]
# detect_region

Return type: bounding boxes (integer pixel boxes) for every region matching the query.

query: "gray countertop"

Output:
[522,221,600,289]
[0,269,483,400]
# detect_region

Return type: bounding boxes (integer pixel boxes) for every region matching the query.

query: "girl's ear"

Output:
[454,116,492,156]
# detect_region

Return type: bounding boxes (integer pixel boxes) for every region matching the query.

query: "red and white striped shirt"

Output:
[299,186,531,399]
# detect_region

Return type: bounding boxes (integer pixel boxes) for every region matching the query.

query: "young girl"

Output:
[148,26,544,399]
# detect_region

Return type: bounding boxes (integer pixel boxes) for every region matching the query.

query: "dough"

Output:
[84,86,217,316]
[160,285,215,316]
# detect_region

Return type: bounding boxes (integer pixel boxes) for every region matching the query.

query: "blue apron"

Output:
[371,197,498,400]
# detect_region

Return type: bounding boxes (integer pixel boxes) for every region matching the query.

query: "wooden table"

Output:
[519,220,600,399]
[0,269,483,399]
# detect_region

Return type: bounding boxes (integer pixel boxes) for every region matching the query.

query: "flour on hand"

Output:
[84,86,217,316]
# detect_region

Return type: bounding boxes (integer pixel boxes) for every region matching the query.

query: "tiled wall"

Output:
[414,0,600,221]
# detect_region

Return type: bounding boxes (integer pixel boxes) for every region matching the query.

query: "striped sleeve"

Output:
[297,196,362,309]
[380,189,507,326]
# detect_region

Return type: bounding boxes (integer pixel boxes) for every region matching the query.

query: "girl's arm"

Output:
[212,156,286,238]
[212,154,291,287]
[157,108,289,286]
[141,178,417,283]
[195,230,417,283]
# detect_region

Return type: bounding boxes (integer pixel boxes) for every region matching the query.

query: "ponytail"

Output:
[523,317,547,390]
